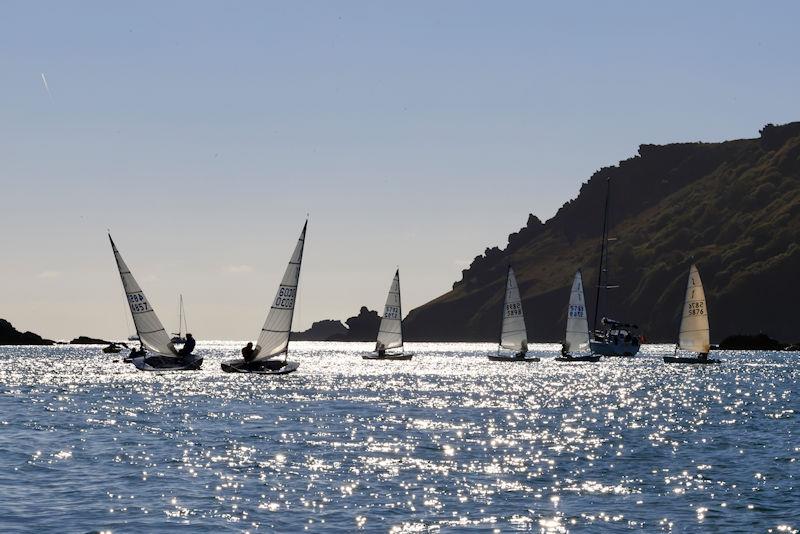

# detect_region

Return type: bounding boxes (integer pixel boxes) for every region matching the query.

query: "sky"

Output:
[2,1,800,341]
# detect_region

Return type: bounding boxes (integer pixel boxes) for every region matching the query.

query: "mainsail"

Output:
[499,266,528,351]
[565,270,590,352]
[254,221,307,361]
[109,235,176,356]
[678,264,710,353]
[376,269,403,351]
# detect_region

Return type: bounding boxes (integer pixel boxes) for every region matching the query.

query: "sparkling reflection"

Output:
[0,342,798,531]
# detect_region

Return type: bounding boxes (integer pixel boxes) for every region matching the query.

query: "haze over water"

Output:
[0,342,797,532]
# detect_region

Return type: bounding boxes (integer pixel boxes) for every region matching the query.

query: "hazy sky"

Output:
[2,1,799,340]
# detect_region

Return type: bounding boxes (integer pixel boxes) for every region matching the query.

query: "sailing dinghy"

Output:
[664,264,720,364]
[363,269,413,360]
[488,266,540,362]
[109,235,202,371]
[556,271,600,362]
[221,221,307,374]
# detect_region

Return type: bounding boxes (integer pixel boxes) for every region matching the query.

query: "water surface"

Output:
[0,342,798,532]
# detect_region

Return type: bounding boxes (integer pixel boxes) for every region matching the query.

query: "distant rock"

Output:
[718,333,784,351]
[293,320,348,341]
[69,335,112,345]
[0,319,54,345]
[327,307,380,342]
[295,307,381,342]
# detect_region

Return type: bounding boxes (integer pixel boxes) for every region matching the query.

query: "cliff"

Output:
[404,122,800,343]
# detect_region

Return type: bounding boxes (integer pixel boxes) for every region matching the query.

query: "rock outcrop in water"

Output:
[718,333,785,351]
[293,319,349,341]
[69,336,113,345]
[293,307,381,342]
[404,121,800,343]
[0,319,54,345]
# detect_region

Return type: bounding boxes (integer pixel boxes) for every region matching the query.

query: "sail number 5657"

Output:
[127,292,150,313]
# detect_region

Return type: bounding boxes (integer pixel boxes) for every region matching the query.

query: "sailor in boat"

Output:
[177,333,196,361]
[241,342,256,363]
[376,341,386,358]
[515,340,529,359]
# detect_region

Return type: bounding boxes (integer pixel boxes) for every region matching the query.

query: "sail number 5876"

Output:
[687,301,705,316]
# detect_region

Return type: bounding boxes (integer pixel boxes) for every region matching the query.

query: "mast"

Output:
[498,265,511,355]
[396,268,404,354]
[253,219,308,362]
[283,219,308,361]
[592,178,611,334]
[110,234,142,341]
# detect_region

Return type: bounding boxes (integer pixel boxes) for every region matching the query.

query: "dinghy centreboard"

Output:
[221,221,307,375]
[556,270,600,362]
[109,234,202,371]
[664,264,720,364]
[363,269,413,360]
[488,266,540,362]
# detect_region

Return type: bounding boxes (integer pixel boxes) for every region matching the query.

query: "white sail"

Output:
[254,221,307,360]
[678,264,710,353]
[565,270,590,352]
[109,235,176,356]
[376,269,403,351]
[500,267,528,351]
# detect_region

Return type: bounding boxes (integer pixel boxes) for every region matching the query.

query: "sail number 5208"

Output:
[274,286,296,309]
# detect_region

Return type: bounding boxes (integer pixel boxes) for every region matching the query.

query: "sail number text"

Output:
[568,304,585,318]
[384,306,401,320]
[687,301,705,316]
[505,302,523,317]
[274,286,296,309]
[127,292,150,313]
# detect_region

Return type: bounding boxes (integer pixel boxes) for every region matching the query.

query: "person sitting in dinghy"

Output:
[242,342,256,362]
[177,333,196,359]
[376,341,386,357]
[516,340,529,359]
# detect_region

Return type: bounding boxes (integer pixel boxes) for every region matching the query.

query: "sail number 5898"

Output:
[505,302,522,317]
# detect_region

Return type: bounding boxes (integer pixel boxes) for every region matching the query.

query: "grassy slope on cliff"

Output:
[404,123,800,342]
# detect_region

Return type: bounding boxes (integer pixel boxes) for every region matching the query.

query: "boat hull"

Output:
[487,354,540,362]
[589,340,640,357]
[663,356,720,364]
[132,353,203,371]
[220,358,300,374]
[556,354,601,362]
[362,353,414,361]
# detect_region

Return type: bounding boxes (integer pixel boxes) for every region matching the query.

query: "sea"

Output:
[0,342,797,533]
